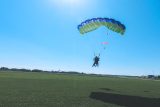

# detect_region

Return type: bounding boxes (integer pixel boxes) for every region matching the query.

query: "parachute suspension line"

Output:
[99,45,106,55]
[85,34,96,57]
[107,32,109,36]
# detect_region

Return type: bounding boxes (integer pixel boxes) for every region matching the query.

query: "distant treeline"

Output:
[0,67,160,79]
[0,67,85,75]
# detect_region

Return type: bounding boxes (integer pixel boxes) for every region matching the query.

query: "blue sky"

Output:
[0,0,160,76]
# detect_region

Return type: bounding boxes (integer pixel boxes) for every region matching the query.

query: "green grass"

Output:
[0,71,160,107]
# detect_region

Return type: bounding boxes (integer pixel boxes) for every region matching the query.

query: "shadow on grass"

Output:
[144,90,150,93]
[100,88,114,91]
[89,92,160,107]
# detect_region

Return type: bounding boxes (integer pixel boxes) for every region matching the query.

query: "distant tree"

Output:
[67,71,80,74]
[148,75,155,79]
[11,68,19,71]
[32,69,43,72]
[43,70,50,73]
[0,67,9,71]
[19,69,31,72]
[81,72,85,74]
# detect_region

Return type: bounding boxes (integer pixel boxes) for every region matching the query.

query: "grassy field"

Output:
[0,71,160,107]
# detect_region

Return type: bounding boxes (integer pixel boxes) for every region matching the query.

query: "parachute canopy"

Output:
[78,17,126,35]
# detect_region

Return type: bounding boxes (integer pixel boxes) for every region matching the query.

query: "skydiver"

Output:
[92,54,100,67]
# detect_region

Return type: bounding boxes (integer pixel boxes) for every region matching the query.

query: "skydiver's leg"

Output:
[92,62,96,67]
[92,63,94,67]
[95,62,99,67]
